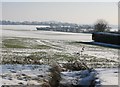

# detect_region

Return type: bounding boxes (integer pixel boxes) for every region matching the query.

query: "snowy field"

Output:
[1,25,92,41]
[0,25,119,86]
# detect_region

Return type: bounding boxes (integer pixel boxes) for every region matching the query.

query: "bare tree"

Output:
[94,19,109,32]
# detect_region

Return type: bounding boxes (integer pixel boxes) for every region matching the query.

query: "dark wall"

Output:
[92,32,120,45]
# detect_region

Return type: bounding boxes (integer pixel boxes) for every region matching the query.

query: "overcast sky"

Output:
[2,2,118,25]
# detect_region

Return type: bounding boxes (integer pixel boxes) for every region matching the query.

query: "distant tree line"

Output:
[1,20,118,33]
[0,20,92,28]
[0,20,94,32]
[1,20,57,25]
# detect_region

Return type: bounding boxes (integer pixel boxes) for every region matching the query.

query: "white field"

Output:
[0,25,119,86]
[1,25,92,42]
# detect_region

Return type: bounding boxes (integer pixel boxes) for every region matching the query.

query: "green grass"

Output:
[2,38,118,68]
[52,53,76,62]
[3,39,26,48]
[2,38,52,49]
[27,51,47,60]
[32,45,51,49]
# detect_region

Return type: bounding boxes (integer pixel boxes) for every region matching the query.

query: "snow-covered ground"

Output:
[96,68,118,85]
[1,25,92,42]
[1,25,119,86]
[60,69,98,86]
[1,64,118,86]
[0,64,98,86]
[0,64,51,85]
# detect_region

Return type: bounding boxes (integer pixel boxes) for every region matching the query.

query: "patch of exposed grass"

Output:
[67,41,103,49]
[2,38,52,49]
[53,53,76,62]
[32,45,52,49]
[2,51,48,64]
[3,39,26,48]
[27,51,47,60]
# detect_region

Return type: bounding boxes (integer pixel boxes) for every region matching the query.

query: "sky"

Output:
[1,0,120,2]
[1,2,118,25]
